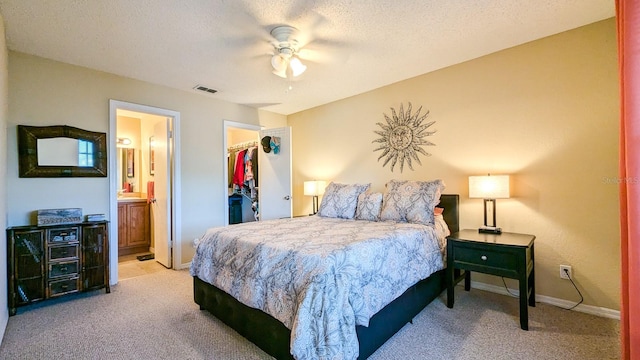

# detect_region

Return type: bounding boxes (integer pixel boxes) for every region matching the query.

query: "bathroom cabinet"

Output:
[117,200,150,255]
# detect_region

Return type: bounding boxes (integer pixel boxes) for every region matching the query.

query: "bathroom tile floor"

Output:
[118,253,167,280]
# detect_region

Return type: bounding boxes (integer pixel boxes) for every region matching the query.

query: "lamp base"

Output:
[478,226,502,234]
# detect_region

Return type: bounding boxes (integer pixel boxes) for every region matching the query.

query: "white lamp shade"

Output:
[271,54,288,78]
[271,54,287,72]
[469,175,510,199]
[272,68,287,78]
[289,57,307,77]
[304,180,327,196]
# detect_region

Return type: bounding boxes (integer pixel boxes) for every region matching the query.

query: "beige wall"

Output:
[229,128,259,145]
[6,52,286,268]
[0,13,9,340]
[288,19,620,310]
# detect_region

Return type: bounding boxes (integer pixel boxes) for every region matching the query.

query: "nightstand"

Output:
[446,229,536,330]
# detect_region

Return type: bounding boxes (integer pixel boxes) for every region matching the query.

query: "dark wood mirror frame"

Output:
[18,125,108,177]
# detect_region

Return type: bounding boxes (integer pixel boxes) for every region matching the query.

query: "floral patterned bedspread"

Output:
[190,216,447,360]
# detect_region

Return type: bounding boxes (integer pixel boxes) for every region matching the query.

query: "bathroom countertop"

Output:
[117,194,148,203]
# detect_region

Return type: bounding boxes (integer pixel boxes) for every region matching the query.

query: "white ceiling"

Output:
[0,0,615,115]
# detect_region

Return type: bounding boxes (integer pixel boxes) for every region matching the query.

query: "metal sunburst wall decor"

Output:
[372,102,436,173]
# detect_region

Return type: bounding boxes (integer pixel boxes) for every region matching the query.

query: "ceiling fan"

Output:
[269,25,307,78]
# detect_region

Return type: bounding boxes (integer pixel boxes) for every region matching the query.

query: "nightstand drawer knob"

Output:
[481,255,487,261]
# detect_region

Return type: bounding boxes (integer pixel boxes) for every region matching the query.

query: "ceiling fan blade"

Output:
[297,41,352,64]
[247,50,275,61]
[285,5,330,45]
[216,1,277,59]
[297,48,333,63]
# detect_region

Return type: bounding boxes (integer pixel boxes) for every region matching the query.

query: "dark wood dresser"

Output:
[6,221,110,315]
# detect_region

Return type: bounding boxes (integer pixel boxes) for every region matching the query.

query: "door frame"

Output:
[109,100,182,283]
[223,120,261,226]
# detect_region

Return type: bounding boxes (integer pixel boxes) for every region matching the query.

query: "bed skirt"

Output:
[193,269,446,360]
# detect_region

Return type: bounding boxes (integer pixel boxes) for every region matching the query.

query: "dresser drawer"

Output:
[49,277,79,297]
[452,244,517,273]
[48,261,79,279]
[47,227,79,243]
[49,244,79,261]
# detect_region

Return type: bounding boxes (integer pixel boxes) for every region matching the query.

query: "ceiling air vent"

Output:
[193,85,218,94]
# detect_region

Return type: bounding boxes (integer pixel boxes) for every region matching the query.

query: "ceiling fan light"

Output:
[290,57,307,77]
[272,68,287,78]
[271,54,288,72]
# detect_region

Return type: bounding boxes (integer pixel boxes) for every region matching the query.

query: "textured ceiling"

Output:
[0,0,615,115]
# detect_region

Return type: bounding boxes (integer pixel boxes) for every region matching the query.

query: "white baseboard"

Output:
[468,281,620,320]
[176,261,191,270]
[0,311,7,346]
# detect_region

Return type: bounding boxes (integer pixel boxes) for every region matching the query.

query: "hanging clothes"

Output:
[228,151,236,188]
[244,147,259,201]
[227,140,260,223]
[251,146,259,185]
[233,149,246,187]
[244,147,255,182]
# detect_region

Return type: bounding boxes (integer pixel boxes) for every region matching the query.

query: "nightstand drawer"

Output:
[452,245,517,273]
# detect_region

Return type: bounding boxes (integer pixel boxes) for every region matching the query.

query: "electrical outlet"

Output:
[560,265,572,280]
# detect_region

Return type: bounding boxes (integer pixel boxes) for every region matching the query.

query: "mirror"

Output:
[18,125,107,177]
[116,147,142,194]
[126,148,134,177]
[149,136,155,175]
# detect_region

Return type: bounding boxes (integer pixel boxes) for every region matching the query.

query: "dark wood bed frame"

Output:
[193,194,459,359]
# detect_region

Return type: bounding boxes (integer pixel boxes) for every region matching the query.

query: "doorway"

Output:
[223,120,293,224]
[108,100,182,284]
[224,121,261,226]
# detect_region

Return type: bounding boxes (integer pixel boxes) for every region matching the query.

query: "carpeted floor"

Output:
[0,269,620,359]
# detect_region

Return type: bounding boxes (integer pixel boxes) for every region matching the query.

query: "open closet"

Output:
[227,129,260,224]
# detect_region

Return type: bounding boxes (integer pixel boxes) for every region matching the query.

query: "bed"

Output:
[191,185,459,360]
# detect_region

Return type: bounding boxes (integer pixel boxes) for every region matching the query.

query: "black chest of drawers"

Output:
[7,221,110,315]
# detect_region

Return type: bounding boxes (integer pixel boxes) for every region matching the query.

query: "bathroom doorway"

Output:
[109,100,182,284]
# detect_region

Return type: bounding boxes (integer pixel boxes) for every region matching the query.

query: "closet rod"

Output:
[228,140,258,152]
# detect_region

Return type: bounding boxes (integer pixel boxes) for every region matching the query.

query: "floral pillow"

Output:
[379,179,445,225]
[318,182,371,219]
[355,192,383,221]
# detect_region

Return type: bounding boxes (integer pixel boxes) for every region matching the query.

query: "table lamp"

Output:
[468,174,510,234]
[304,180,327,215]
